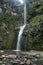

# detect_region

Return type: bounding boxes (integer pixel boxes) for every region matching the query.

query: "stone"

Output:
[20,62,25,65]
[0,50,4,53]
[2,55,6,58]
[26,59,31,65]
[2,64,5,65]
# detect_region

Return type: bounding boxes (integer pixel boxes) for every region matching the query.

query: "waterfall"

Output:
[16,24,26,51]
[24,3,27,24]
[16,2,27,51]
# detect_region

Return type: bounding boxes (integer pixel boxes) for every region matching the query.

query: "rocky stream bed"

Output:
[0,50,43,65]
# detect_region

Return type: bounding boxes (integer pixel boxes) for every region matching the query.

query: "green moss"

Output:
[30,15,43,24]
[0,64,2,65]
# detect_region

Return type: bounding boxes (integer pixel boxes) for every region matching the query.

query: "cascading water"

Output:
[16,2,27,51]
[16,24,26,51]
[24,3,27,24]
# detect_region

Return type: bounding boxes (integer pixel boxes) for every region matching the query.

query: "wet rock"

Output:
[1,55,6,58]
[31,57,37,62]
[20,62,25,65]
[2,64,5,65]
[0,50,4,53]
[5,63,12,65]
[8,55,16,59]
[26,59,31,65]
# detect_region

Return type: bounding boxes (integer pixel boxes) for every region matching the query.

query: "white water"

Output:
[16,2,27,51]
[16,24,26,51]
[24,3,27,24]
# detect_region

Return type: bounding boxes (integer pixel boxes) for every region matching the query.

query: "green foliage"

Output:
[28,20,43,50]
[0,0,43,50]
[28,0,43,50]
[0,13,15,49]
[0,64,2,65]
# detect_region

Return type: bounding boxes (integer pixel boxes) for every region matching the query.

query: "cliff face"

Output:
[0,0,43,50]
[28,0,43,50]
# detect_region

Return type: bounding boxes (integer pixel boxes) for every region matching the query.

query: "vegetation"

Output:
[0,0,43,50]
[28,0,43,50]
[0,64,2,65]
[36,54,43,60]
